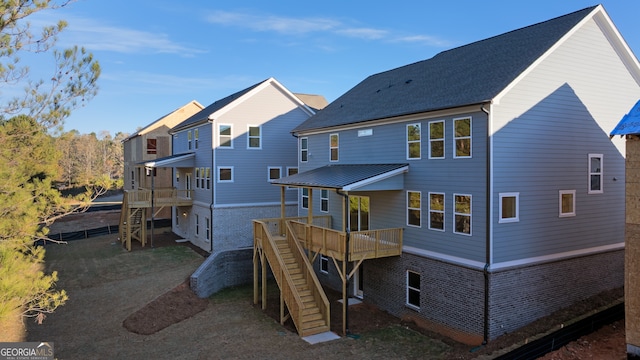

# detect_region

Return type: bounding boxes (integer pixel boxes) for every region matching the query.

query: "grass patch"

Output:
[362,324,452,358]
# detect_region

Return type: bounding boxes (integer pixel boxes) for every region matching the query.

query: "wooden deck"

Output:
[124,188,193,208]
[255,216,403,261]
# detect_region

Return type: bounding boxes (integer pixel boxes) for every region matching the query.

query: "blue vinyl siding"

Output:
[299,110,488,263]
[213,85,308,206]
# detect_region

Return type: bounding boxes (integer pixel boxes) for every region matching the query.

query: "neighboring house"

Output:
[260,5,640,343]
[159,78,324,254]
[609,100,640,359]
[123,100,204,193]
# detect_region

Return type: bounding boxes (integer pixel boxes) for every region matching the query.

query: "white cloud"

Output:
[205,9,448,47]
[336,28,388,40]
[207,10,339,34]
[31,14,206,56]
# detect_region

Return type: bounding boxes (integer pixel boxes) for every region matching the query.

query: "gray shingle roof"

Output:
[172,80,267,132]
[272,164,408,190]
[293,6,597,133]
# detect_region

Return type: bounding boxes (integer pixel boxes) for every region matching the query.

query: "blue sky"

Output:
[27,1,640,136]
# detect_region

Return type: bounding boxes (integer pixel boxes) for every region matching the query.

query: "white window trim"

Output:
[217,166,234,183]
[219,124,234,149]
[499,192,520,223]
[329,133,339,162]
[187,130,192,150]
[320,189,329,213]
[205,217,210,242]
[320,254,329,274]
[300,137,308,163]
[428,192,445,231]
[588,154,603,194]
[301,188,309,209]
[407,190,422,228]
[268,166,281,182]
[406,270,420,310]
[453,193,472,236]
[247,125,262,149]
[407,123,421,160]
[286,167,298,190]
[559,190,576,217]
[195,168,201,189]
[195,214,200,237]
[428,120,445,159]
[453,116,472,159]
[194,128,199,149]
[205,167,211,190]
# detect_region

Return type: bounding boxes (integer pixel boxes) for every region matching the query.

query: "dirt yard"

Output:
[21,210,628,359]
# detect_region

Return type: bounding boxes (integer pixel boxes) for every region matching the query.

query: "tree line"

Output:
[0,0,105,338]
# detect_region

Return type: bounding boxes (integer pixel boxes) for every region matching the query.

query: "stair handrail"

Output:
[285,220,330,328]
[254,220,306,332]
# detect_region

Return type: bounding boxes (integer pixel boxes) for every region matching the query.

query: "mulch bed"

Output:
[122,278,209,335]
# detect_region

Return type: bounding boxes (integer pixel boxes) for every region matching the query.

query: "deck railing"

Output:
[253,220,329,336]
[124,188,193,207]
[258,216,403,261]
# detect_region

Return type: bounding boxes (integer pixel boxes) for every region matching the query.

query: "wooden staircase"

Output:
[119,193,147,251]
[254,220,330,337]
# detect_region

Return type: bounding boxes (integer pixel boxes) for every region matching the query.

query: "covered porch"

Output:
[253,163,408,336]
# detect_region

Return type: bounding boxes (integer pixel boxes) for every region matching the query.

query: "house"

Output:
[161,78,324,255]
[609,100,640,358]
[123,100,204,193]
[255,5,640,343]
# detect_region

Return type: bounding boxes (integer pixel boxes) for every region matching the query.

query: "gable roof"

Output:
[123,100,204,142]
[293,6,599,133]
[172,77,317,132]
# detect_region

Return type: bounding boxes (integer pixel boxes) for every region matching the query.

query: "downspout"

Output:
[481,103,491,345]
[210,145,214,253]
[336,189,351,335]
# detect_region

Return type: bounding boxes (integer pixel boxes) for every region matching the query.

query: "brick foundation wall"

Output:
[346,250,623,345]
[488,249,623,339]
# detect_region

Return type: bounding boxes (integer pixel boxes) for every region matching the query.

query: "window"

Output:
[218,167,233,182]
[205,168,211,189]
[428,192,444,231]
[406,271,420,309]
[454,117,472,158]
[407,123,421,159]
[429,121,444,158]
[268,167,281,182]
[407,191,421,227]
[219,124,232,148]
[589,154,603,194]
[194,128,199,149]
[188,131,192,150]
[559,190,576,217]
[195,214,200,237]
[321,189,329,212]
[195,168,200,189]
[302,188,309,209]
[320,255,329,273]
[205,217,210,242]
[301,137,308,162]
[146,138,157,154]
[286,167,298,190]
[499,193,519,223]
[330,133,339,162]
[248,126,261,149]
[200,167,205,188]
[454,194,472,235]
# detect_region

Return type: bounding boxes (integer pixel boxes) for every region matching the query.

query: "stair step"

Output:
[303,312,323,322]
[302,319,327,330]
[302,325,331,337]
